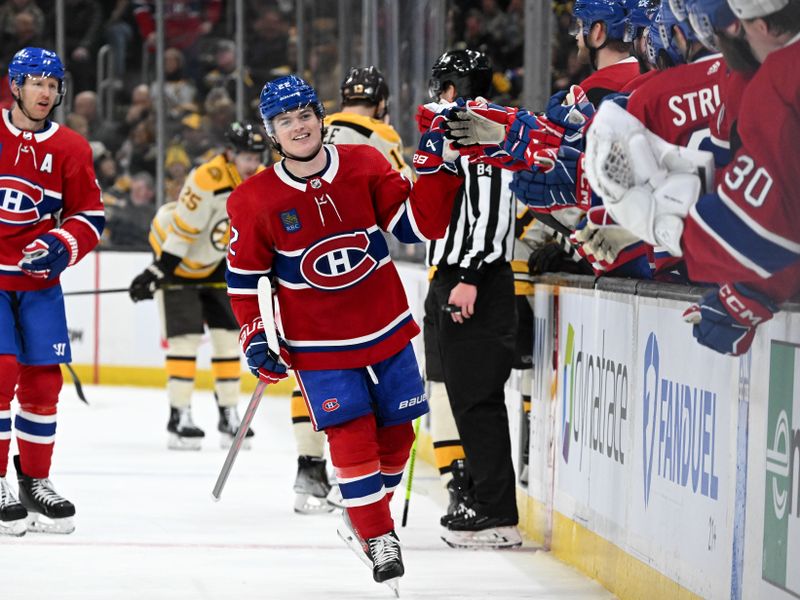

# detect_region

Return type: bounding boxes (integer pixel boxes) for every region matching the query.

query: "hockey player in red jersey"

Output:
[0,48,104,536]
[226,75,462,589]
[584,0,800,355]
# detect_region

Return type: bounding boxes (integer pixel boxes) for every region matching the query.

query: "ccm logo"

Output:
[398,395,427,410]
[322,399,340,412]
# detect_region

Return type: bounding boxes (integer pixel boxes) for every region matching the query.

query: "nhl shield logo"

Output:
[309,178,322,189]
[280,208,302,232]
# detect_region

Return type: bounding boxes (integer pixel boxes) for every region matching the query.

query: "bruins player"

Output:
[129,121,266,450]
[287,67,415,514]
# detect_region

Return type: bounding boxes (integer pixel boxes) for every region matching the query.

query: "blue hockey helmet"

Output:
[685,0,737,51]
[625,0,659,41]
[8,47,65,92]
[571,0,630,40]
[258,75,324,135]
[655,0,698,65]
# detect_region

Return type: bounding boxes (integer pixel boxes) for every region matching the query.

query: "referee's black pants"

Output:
[428,262,518,522]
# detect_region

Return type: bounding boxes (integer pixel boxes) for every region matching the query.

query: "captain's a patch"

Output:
[280,208,302,232]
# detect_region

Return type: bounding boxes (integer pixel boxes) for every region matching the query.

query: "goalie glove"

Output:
[584,101,714,257]
[682,283,777,356]
[442,98,516,147]
[510,146,591,213]
[239,316,290,383]
[544,85,595,148]
[502,110,565,165]
[412,114,460,176]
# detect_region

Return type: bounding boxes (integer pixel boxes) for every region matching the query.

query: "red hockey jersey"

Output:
[682,36,800,302]
[0,110,104,291]
[580,56,641,105]
[226,144,463,370]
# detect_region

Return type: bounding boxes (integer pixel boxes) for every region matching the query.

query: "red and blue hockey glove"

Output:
[510,147,591,212]
[415,102,441,133]
[682,283,777,356]
[240,316,290,383]
[544,85,595,148]
[18,231,76,280]
[503,110,565,165]
[413,114,459,176]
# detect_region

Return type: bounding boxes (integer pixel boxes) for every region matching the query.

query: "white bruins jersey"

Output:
[149,154,263,279]
[323,111,413,180]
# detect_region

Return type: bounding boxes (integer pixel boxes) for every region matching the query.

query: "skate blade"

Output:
[326,484,345,509]
[0,517,28,536]
[294,493,334,514]
[382,577,400,598]
[337,522,401,597]
[220,435,252,451]
[26,513,75,535]
[168,434,203,451]
[441,526,522,549]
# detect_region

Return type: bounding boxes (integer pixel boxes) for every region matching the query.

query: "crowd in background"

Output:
[0,0,582,252]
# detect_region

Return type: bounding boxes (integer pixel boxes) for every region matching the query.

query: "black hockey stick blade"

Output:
[64,363,88,405]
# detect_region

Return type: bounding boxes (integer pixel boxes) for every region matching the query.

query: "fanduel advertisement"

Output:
[763,341,800,596]
[642,332,720,508]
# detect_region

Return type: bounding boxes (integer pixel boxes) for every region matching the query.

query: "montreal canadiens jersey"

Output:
[0,109,104,291]
[226,144,463,370]
[579,56,641,106]
[149,153,264,279]
[682,34,800,302]
[323,111,413,180]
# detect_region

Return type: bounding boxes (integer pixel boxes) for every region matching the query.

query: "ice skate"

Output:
[294,455,334,514]
[14,456,75,534]
[441,506,522,549]
[0,476,27,536]
[167,406,204,450]
[217,405,254,450]
[336,512,401,597]
[440,458,474,527]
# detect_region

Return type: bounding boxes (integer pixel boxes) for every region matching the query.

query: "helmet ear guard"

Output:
[225,120,268,153]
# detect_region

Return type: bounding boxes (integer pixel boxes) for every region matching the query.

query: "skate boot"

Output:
[217,405,255,450]
[14,456,75,534]
[336,511,401,596]
[293,455,334,514]
[367,531,405,583]
[441,504,522,549]
[440,458,474,527]
[0,476,27,536]
[167,406,205,450]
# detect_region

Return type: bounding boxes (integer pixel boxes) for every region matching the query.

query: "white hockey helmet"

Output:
[727,0,788,19]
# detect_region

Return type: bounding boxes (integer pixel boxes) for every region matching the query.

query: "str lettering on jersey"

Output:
[669,84,720,127]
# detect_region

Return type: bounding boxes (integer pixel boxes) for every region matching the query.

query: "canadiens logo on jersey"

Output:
[0,175,51,225]
[299,230,378,290]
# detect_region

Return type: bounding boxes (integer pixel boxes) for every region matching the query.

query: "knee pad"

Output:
[0,354,18,409]
[16,364,62,415]
[377,421,415,469]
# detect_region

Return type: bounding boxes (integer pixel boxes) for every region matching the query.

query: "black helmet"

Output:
[428,49,492,100]
[341,65,389,106]
[225,120,268,153]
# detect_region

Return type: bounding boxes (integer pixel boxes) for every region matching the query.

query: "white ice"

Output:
[3,385,615,600]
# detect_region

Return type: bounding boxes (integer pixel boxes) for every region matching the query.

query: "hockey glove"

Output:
[571,206,642,264]
[503,110,565,165]
[415,102,441,133]
[413,114,459,176]
[544,85,595,148]
[240,316,290,383]
[129,252,181,302]
[443,98,516,147]
[510,147,591,213]
[18,231,75,280]
[682,283,777,356]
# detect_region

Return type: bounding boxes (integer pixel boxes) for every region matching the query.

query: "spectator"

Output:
[124,83,153,129]
[177,112,213,166]
[155,47,198,123]
[72,90,124,152]
[117,117,156,176]
[200,38,257,108]
[43,0,104,93]
[246,7,291,84]
[0,10,45,66]
[103,0,135,85]
[201,87,234,149]
[0,0,44,39]
[104,171,156,249]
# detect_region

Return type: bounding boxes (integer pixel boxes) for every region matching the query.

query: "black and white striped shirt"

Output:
[427,158,515,283]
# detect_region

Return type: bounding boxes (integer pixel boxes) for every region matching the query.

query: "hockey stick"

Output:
[212,276,280,501]
[401,416,422,527]
[64,363,88,405]
[63,282,228,296]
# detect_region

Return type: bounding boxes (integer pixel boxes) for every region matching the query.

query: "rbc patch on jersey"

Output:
[280,208,302,232]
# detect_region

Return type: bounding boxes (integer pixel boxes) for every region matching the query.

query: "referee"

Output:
[421,49,521,549]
